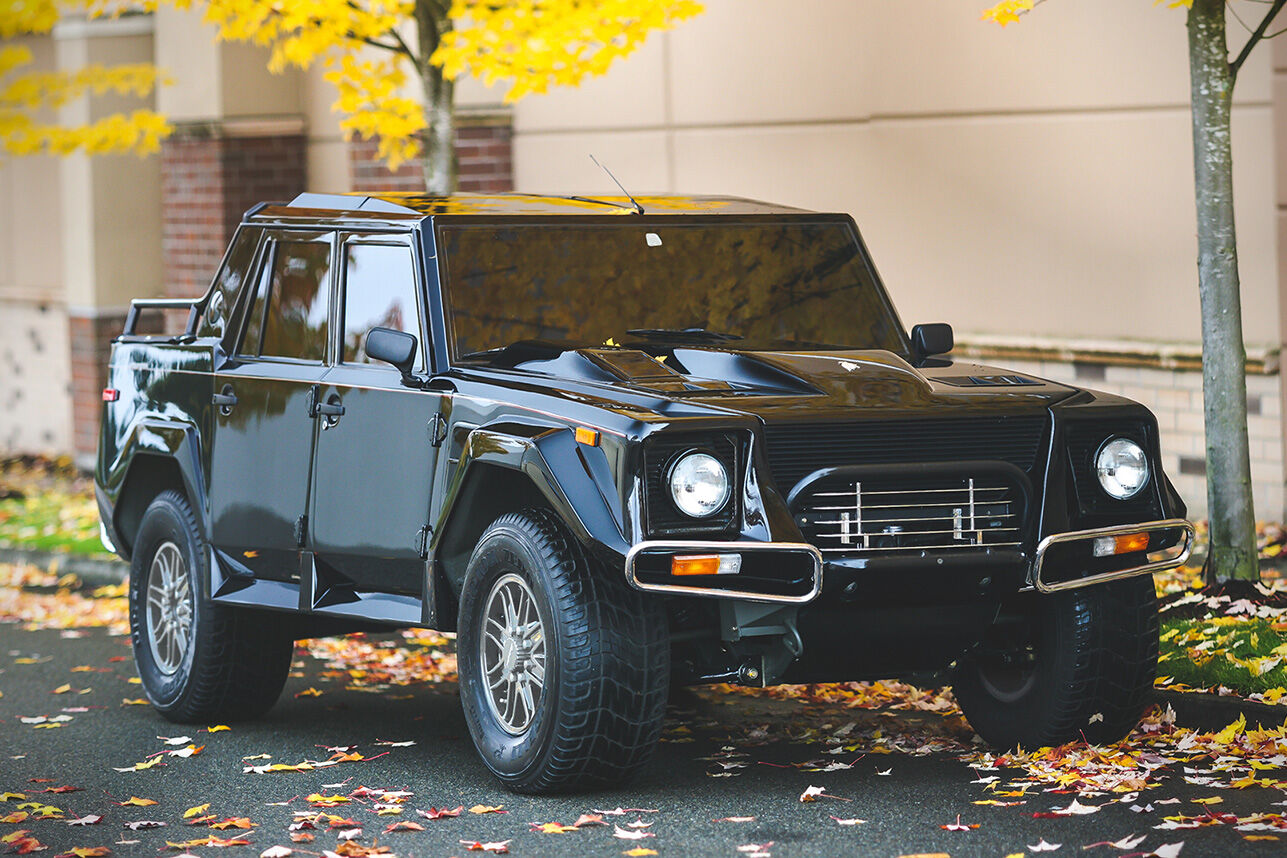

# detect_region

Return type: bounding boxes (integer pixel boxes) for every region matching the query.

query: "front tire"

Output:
[952,576,1158,749]
[456,509,669,793]
[129,489,292,722]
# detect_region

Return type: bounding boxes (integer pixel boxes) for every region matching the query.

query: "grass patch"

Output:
[0,457,108,556]
[1158,615,1287,701]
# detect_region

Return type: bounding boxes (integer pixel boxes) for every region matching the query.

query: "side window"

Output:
[239,246,272,357]
[341,242,423,371]
[236,237,332,361]
[199,227,259,338]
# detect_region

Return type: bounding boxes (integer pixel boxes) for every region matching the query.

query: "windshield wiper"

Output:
[625,328,744,343]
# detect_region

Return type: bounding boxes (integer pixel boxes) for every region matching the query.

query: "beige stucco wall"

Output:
[511,0,1277,350]
[54,17,163,312]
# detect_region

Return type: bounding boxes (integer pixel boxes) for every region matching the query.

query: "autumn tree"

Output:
[190,0,702,193]
[983,0,1281,583]
[1,1,170,156]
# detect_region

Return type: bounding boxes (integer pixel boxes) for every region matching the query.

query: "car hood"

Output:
[471,343,1077,423]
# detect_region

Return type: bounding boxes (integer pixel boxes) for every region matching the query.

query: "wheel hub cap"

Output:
[145,540,193,676]
[480,573,546,734]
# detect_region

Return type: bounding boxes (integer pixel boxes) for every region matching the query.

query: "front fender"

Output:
[430,422,630,593]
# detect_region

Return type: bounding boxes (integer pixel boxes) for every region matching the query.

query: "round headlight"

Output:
[1095,437,1150,500]
[668,452,731,518]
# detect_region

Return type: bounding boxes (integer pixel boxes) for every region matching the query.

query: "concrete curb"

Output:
[0,547,126,589]
[1153,688,1287,731]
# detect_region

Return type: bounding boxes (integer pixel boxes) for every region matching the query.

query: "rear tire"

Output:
[457,509,669,793]
[952,576,1158,748]
[129,489,292,722]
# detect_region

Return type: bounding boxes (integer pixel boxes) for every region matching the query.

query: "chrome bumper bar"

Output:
[624,540,824,604]
[1029,518,1195,594]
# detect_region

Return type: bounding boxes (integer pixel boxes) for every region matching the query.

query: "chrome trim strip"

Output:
[1030,518,1195,594]
[624,540,824,604]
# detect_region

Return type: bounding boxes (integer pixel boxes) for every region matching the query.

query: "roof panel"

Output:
[289,191,813,217]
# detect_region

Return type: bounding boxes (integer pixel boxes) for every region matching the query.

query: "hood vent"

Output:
[935,374,1041,388]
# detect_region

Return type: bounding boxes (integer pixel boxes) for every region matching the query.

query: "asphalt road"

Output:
[2,620,1286,858]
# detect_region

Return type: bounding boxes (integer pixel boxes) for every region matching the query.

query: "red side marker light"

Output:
[102,388,119,402]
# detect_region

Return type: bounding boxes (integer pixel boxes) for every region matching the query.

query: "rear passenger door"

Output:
[307,233,443,597]
[208,230,334,581]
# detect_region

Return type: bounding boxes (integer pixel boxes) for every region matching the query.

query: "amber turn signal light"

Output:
[574,426,600,446]
[1092,532,1151,558]
[670,554,742,576]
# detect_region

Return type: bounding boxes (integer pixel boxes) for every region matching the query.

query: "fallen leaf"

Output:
[288,833,313,843]
[158,736,192,746]
[260,848,291,858]
[574,814,607,827]
[531,822,578,834]
[123,821,165,831]
[613,825,655,840]
[1152,844,1184,858]
[622,850,657,858]
[208,819,253,831]
[1083,834,1146,849]
[830,816,867,825]
[116,798,156,807]
[416,806,463,820]
[383,821,423,833]
[54,848,109,858]
[1028,840,1062,852]
[182,805,209,819]
[940,814,978,831]
[1,813,29,824]
[65,815,102,826]
[167,745,203,759]
[459,840,509,853]
[294,688,323,698]
[714,816,756,823]
[468,805,506,815]
[206,726,230,733]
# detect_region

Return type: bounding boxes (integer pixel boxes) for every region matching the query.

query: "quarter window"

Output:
[342,242,423,371]
[239,238,332,361]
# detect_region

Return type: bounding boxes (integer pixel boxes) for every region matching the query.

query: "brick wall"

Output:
[161,128,307,301]
[993,357,1285,522]
[68,312,127,459]
[349,114,514,193]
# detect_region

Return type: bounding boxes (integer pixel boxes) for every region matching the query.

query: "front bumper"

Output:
[1029,518,1194,593]
[624,540,823,604]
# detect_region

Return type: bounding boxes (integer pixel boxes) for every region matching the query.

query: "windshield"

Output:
[437,219,909,361]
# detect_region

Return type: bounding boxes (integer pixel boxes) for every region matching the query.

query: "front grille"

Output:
[794,473,1024,554]
[762,415,1048,495]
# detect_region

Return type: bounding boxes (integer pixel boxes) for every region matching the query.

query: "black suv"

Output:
[96,192,1193,792]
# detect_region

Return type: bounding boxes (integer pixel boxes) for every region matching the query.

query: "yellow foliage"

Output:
[0,2,171,157]
[983,0,1191,27]
[434,0,703,101]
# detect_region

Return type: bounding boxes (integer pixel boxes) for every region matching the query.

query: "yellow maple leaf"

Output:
[206,725,231,732]
[1213,713,1247,745]
[120,796,157,807]
[183,804,210,818]
[623,850,658,858]
[469,804,505,814]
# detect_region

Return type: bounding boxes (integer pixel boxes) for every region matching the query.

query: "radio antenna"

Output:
[589,154,644,215]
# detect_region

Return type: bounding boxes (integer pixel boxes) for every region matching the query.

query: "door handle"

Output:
[212,385,237,416]
[318,395,344,429]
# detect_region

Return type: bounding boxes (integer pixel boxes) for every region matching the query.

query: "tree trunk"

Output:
[415,2,455,194]
[1187,0,1259,582]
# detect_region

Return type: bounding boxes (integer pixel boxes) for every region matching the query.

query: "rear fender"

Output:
[101,420,208,557]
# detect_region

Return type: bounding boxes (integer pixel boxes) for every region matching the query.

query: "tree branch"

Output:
[1230,0,1287,80]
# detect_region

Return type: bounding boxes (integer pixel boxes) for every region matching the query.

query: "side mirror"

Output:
[366,327,418,382]
[911,323,954,358]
